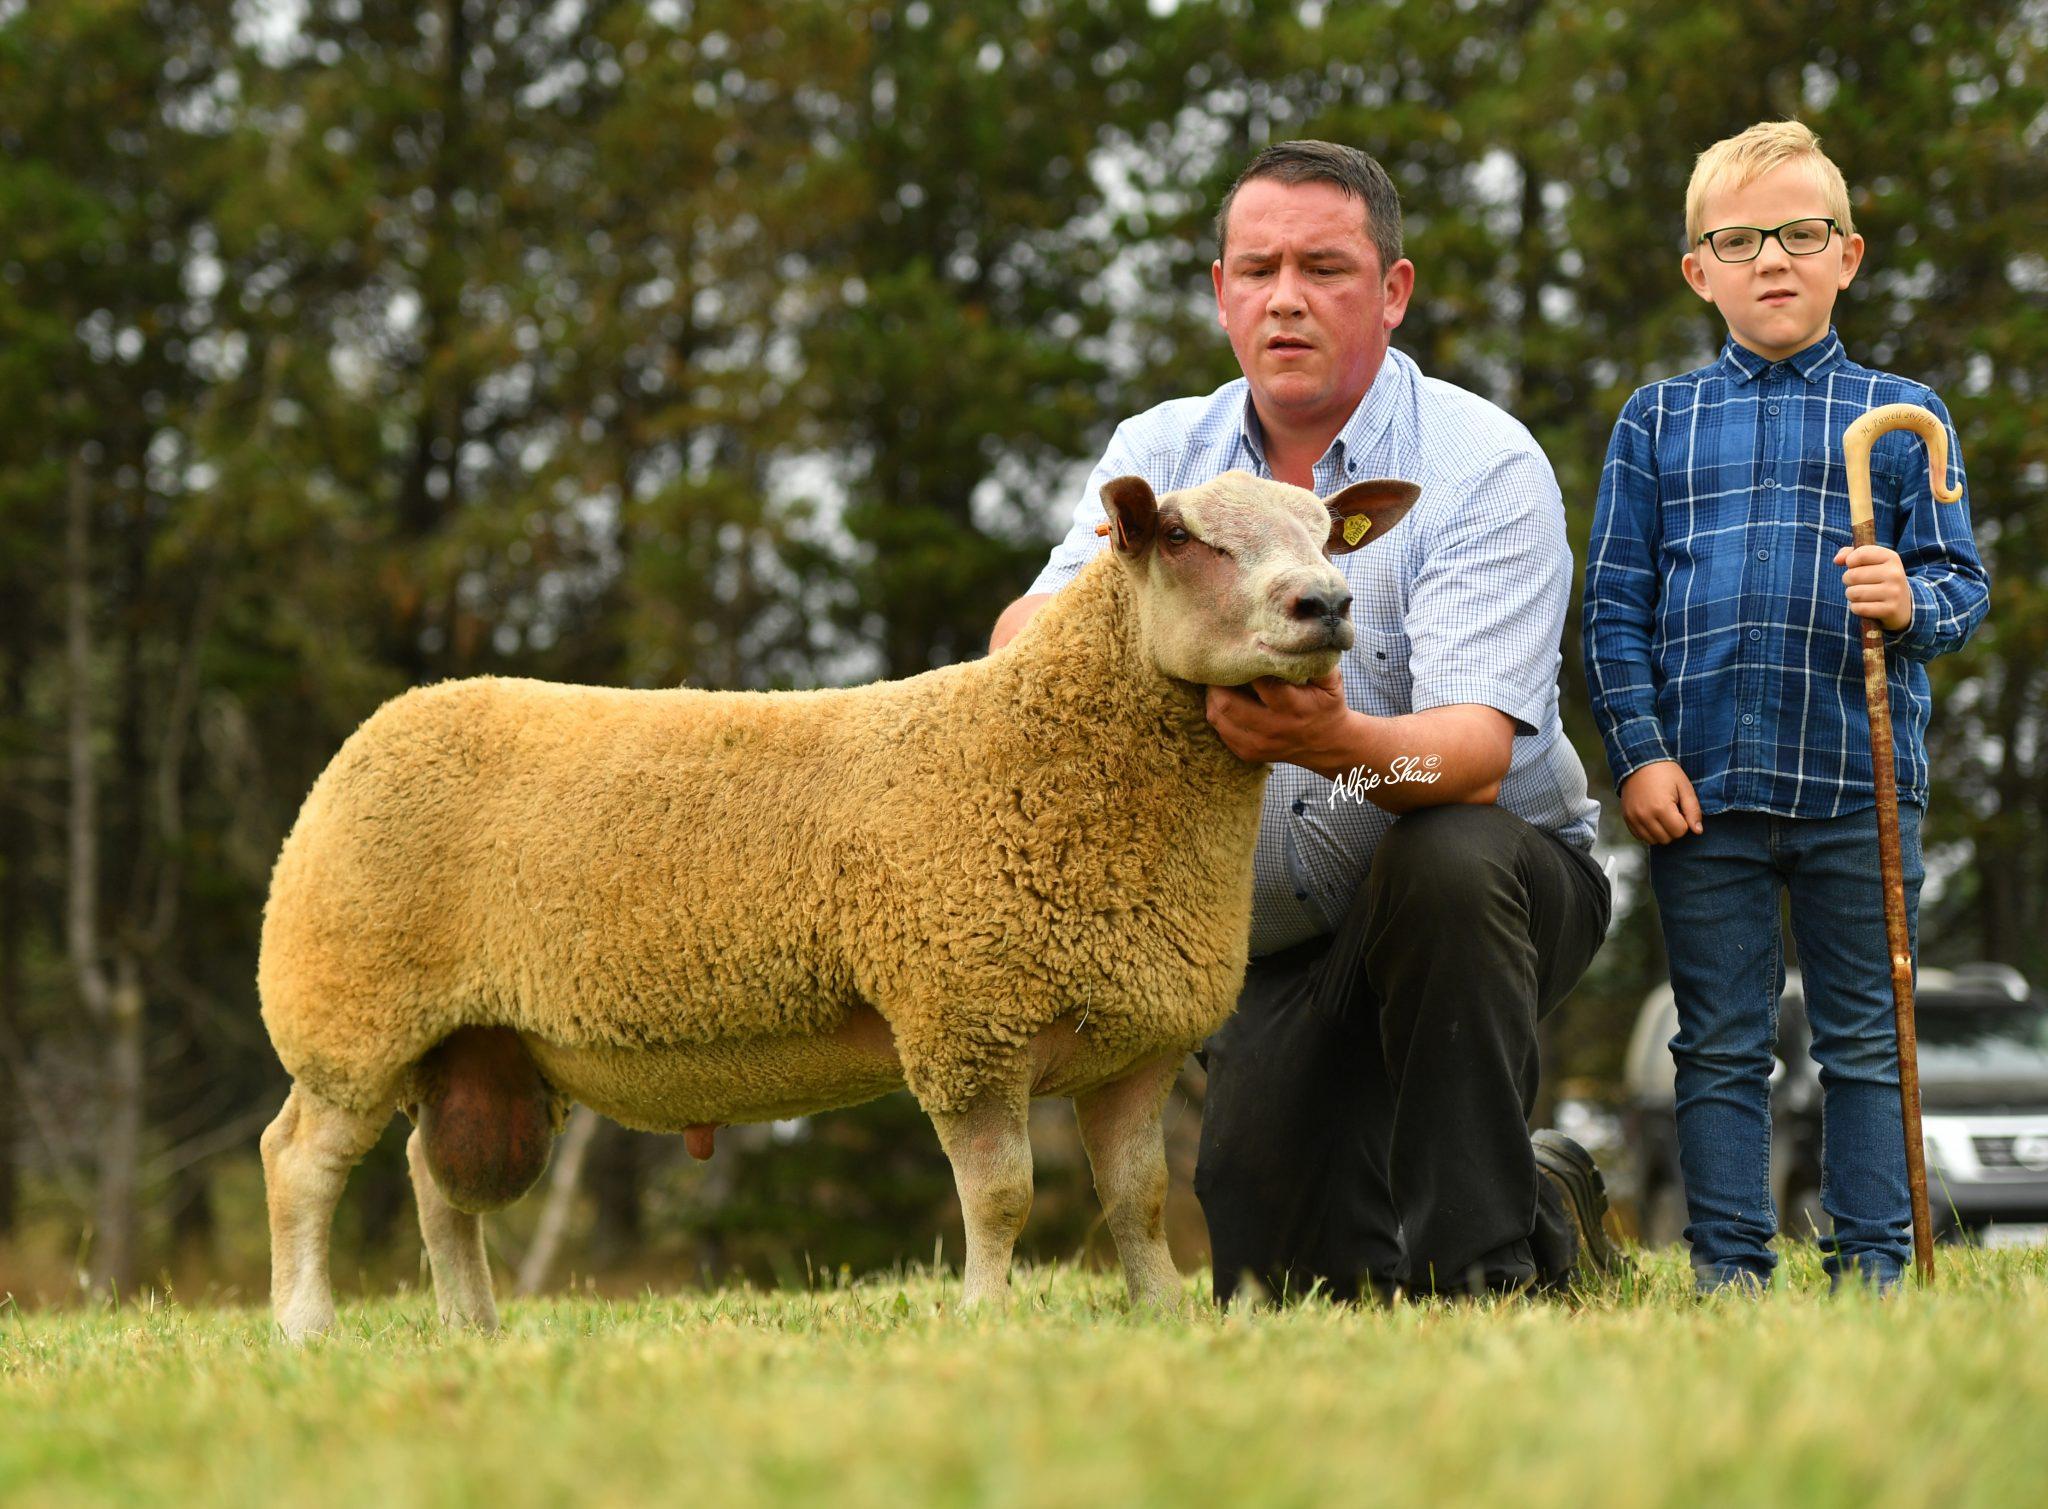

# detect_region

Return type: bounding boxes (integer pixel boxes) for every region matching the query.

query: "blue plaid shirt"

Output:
[1030,347,1600,957]
[1583,329,1989,818]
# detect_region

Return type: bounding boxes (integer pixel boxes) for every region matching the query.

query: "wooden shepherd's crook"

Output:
[1842,402,1962,1285]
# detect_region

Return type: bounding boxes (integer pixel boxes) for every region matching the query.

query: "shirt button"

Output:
[1292,799,1306,815]
[1768,404,1781,415]
[1763,478,1778,489]
[1748,629,1762,641]
[1757,549,1769,560]
[1741,714,1755,726]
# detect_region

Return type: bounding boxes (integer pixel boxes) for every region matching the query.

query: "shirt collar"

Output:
[1718,327,1846,387]
[1235,348,1409,482]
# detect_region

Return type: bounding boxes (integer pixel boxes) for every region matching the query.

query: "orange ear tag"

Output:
[1343,515,1371,546]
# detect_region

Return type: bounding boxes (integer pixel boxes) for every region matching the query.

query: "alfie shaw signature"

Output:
[1328,755,1444,805]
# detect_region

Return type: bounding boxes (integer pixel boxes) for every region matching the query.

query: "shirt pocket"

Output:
[1346,623,1412,716]
[1806,452,1904,548]
[1659,454,1753,606]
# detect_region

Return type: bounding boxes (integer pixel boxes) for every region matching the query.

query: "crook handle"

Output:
[1842,403,1962,532]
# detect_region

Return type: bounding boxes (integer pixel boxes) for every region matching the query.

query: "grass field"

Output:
[6,1243,2048,1508]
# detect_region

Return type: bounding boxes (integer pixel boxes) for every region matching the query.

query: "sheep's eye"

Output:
[1165,525,1191,545]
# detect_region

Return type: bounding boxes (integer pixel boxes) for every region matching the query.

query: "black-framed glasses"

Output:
[1696,217,1839,263]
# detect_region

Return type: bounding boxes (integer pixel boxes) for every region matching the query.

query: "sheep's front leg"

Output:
[406,1126,499,1332]
[1075,1053,1183,1309]
[931,1089,1034,1308]
[261,1085,387,1342]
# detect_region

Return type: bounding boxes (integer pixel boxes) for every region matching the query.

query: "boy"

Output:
[1582,120,1989,1290]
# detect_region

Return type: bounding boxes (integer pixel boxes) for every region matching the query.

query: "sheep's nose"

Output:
[1290,588,1353,624]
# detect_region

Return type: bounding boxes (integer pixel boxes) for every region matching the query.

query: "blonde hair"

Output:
[1685,120,1855,247]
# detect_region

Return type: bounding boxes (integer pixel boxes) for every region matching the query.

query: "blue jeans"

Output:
[1648,803,1922,1289]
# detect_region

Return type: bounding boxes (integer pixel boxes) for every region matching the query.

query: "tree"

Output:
[0,0,245,1291]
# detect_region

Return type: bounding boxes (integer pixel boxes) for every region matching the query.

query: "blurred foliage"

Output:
[0,0,2041,1295]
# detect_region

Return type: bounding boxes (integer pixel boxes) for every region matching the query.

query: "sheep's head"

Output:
[1098,469,1418,686]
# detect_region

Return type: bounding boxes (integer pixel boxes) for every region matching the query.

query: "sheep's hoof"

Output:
[275,1298,337,1344]
[437,1301,501,1334]
[958,1281,1015,1312]
[1126,1289,1184,1316]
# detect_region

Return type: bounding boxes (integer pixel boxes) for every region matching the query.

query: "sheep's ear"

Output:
[1323,478,1421,555]
[1099,475,1160,556]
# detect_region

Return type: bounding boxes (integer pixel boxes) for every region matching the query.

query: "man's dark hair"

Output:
[1214,140,1404,275]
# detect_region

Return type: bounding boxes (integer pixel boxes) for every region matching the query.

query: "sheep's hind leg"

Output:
[1075,1053,1183,1309]
[406,1126,499,1332]
[931,1086,1034,1309]
[261,1084,387,1341]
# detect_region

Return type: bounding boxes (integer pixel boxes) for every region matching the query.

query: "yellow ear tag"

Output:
[1342,514,1371,546]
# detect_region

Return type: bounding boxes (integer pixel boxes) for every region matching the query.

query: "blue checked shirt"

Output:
[1583,329,1990,818]
[1029,346,1600,957]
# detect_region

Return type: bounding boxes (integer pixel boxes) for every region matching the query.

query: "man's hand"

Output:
[988,593,1053,654]
[1205,676,1511,808]
[1832,544,1912,632]
[1204,671,1353,769]
[1620,760,1702,844]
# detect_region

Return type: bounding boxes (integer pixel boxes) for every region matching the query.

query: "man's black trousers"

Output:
[1195,803,1612,1300]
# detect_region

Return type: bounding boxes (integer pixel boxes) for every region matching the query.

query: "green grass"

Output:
[6,1244,2048,1508]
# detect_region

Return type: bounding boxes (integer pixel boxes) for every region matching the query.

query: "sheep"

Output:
[256,469,1418,1339]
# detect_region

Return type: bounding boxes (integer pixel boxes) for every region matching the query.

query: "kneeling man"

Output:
[991,140,1613,1299]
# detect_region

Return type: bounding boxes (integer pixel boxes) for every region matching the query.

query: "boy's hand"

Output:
[1620,760,1703,844]
[1833,544,1912,632]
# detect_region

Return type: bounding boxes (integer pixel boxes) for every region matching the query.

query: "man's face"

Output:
[1211,179,1414,434]
[1682,160,1864,362]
